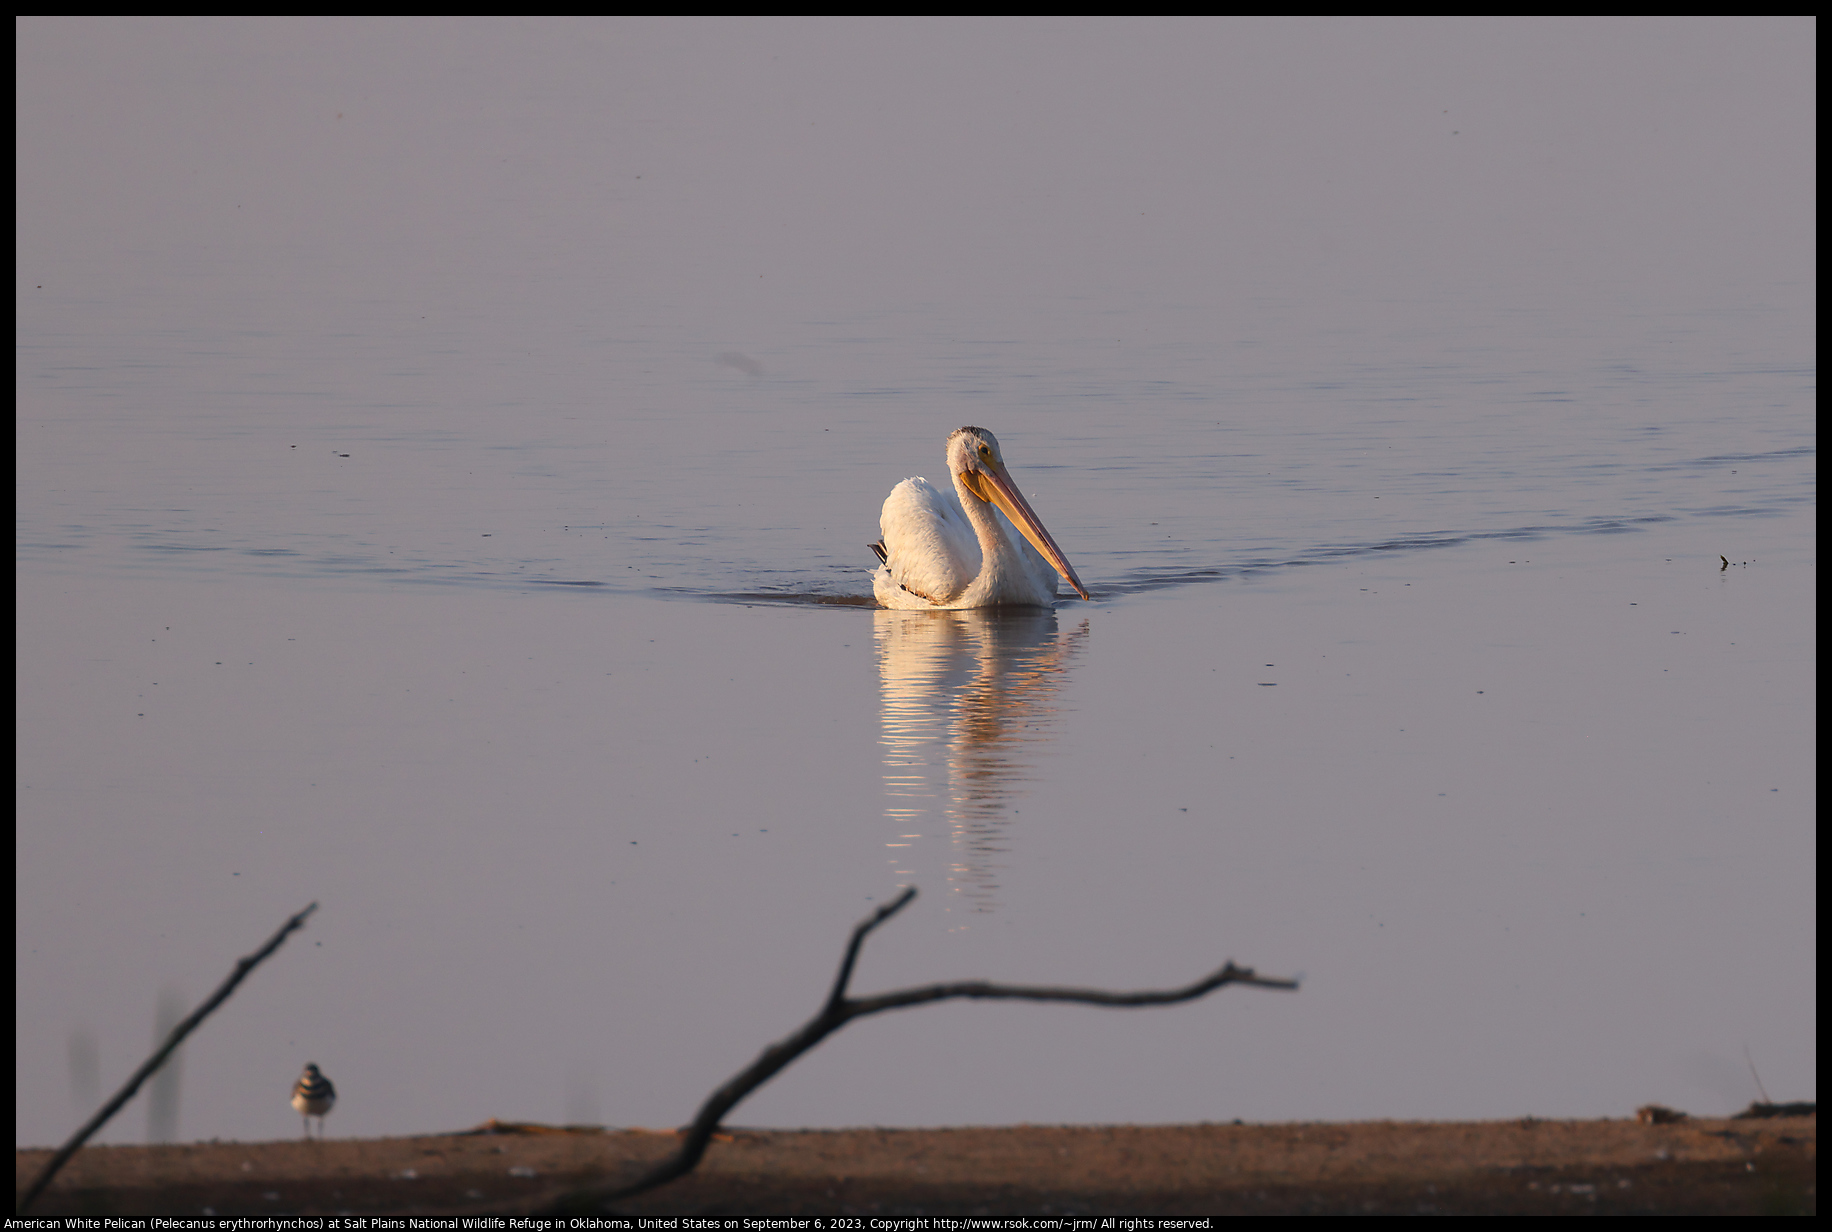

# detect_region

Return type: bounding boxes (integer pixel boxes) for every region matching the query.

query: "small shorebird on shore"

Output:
[291,1063,336,1139]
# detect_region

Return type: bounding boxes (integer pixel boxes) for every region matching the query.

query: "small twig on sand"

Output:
[18,902,320,1213]
[541,888,1297,1213]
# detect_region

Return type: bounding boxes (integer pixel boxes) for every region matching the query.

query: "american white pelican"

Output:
[870,427,1091,609]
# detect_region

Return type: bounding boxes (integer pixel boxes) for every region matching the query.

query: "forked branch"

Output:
[542,887,1297,1213]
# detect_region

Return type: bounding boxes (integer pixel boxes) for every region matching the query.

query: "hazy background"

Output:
[17,16,1814,1147]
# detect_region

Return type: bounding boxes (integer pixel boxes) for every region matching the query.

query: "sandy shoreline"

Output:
[17,1116,1815,1217]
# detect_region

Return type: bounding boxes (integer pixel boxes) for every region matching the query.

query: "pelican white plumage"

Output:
[870,427,1090,609]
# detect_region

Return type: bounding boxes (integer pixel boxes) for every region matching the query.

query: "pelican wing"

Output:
[874,476,981,607]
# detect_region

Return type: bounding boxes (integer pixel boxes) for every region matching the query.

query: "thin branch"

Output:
[18,902,320,1214]
[541,888,1296,1214]
[825,885,916,1010]
[1743,1044,1772,1106]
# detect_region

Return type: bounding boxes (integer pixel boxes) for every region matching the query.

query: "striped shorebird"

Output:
[291,1063,336,1139]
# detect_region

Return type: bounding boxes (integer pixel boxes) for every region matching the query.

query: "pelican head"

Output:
[946,427,1091,602]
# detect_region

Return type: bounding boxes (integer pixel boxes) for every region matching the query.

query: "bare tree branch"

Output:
[825,885,914,1010]
[17,902,320,1214]
[540,887,1297,1214]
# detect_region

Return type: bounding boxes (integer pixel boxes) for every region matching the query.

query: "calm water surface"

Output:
[17,299,1814,1146]
[16,18,1814,1147]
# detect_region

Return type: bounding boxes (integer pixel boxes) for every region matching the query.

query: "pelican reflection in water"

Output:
[871,427,1090,609]
[877,607,1090,914]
